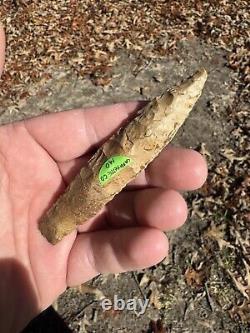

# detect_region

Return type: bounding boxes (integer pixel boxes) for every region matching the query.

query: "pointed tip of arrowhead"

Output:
[197,67,208,76]
[194,67,208,85]
[159,68,208,108]
[176,67,208,99]
[194,67,208,93]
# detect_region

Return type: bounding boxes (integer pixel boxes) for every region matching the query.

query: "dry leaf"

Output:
[149,288,164,310]
[185,267,206,288]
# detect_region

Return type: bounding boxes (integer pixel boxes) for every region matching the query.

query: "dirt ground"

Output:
[0,1,249,332]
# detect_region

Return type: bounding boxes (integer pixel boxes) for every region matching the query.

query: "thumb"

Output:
[0,24,5,78]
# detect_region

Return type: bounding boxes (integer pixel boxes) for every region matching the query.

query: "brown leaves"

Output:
[229,297,250,323]
[149,288,163,310]
[205,222,234,250]
[1,0,248,103]
[185,267,206,288]
[227,259,250,299]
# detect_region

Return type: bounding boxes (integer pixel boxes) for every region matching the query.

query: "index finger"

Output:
[24,102,145,162]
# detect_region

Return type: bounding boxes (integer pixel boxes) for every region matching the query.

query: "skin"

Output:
[0,25,207,332]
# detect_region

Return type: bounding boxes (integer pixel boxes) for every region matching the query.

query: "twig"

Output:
[131,272,147,301]
[205,282,215,312]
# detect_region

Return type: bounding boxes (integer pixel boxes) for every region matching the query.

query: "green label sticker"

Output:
[99,155,132,185]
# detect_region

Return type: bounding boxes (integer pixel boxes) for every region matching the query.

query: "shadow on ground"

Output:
[22,307,72,333]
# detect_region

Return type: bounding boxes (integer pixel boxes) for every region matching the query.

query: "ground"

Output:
[0,1,249,332]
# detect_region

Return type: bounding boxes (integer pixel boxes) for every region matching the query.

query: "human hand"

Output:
[0,26,207,332]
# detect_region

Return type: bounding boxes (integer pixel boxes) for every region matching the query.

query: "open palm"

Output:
[0,27,207,332]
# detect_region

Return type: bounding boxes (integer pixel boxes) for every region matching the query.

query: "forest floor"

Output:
[0,1,249,332]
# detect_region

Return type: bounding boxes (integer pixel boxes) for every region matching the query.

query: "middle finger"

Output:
[59,146,207,191]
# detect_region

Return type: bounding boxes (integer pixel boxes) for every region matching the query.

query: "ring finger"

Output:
[77,188,187,232]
